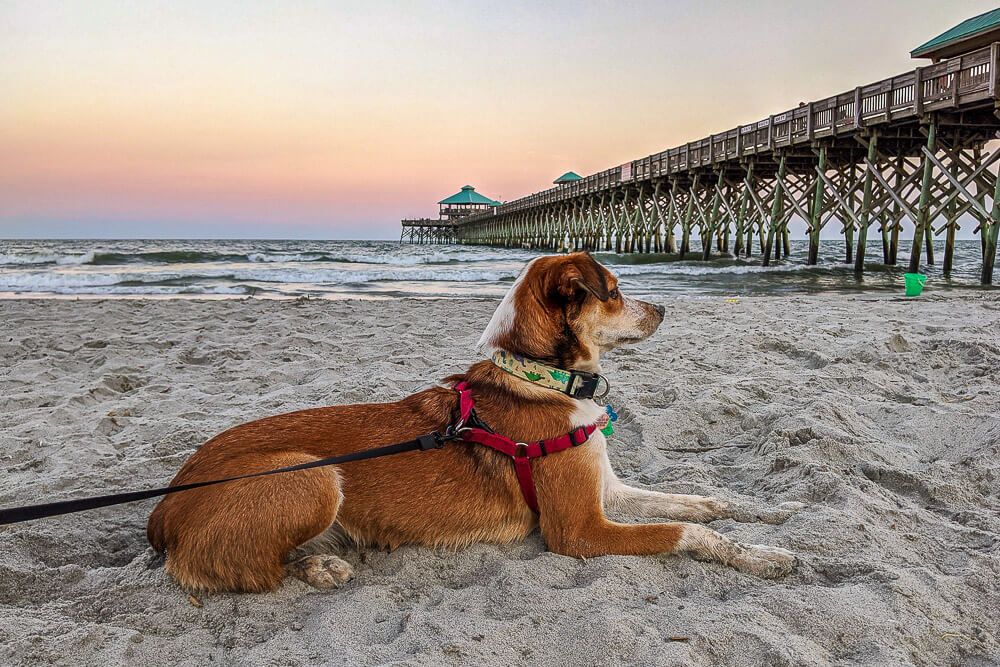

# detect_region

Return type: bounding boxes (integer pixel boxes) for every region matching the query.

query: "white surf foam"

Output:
[0,264,520,293]
[613,262,815,277]
[0,251,98,266]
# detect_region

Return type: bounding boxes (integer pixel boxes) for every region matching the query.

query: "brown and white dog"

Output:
[148,252,797,593]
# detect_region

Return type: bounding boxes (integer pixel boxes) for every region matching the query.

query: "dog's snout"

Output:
[654,304,665,317]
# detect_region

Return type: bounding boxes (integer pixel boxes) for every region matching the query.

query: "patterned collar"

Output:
[491,350,610,400]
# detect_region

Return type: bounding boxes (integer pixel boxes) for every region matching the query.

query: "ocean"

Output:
[0,239,995,299]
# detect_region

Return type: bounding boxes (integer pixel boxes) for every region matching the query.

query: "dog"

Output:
[148,252,797,593]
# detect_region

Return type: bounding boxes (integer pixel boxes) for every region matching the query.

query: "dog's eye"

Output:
[609,288,620,300]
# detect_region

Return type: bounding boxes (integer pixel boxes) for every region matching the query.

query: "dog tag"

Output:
[600,404,618,436]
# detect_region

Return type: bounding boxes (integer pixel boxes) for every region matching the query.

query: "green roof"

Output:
[553,171,583,184]
[911,8,1000,59]
[438,185,500,206]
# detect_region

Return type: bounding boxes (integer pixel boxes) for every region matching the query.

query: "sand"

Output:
[1,293,999,666]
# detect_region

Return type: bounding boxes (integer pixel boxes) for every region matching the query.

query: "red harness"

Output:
[452,381,599,513]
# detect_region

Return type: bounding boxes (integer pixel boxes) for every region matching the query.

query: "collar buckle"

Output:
[566,370,610,400]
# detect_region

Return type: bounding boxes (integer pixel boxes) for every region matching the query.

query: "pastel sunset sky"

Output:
[1,1,994,239]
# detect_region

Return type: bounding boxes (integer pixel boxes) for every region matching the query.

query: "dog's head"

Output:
[478,253,664,370]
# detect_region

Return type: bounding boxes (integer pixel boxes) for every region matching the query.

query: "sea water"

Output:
[0,239,995,299]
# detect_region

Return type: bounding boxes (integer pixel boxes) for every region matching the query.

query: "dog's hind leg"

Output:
[286,554,354,590]
[156,453,344,593]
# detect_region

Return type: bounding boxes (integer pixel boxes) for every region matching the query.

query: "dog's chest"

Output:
[569,399,606,428]
[568,399,618,492]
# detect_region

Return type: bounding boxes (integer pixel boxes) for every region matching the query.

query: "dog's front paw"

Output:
[680,496,734,522]
[732,544,798,579]
[727,500,807,525]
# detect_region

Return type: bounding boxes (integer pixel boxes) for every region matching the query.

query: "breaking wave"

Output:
[0,248,535,267]
[614,262,816,277]
[0,266,520,294]
[0,251,98,266]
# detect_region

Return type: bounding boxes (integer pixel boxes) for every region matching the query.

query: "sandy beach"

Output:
[1,293,998,666]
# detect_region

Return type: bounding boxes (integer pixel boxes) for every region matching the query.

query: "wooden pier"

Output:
[400,219,457,244]
[439,17,1000,284]
[400,185,500,245]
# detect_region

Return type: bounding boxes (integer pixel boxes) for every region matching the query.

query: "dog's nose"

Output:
[654,304,665,317]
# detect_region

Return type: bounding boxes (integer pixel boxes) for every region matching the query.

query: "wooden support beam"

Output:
[692,185,721,260]
[762,155,787,266]
[920,146,994,222]
[680,176,699,259]
[841,165,857,263]
[808,147,827,265]
[714,180,740,254]
[650,180,665,253]
[889,155,903,265]
[908,122,936,274]
[928,145,1000,220]
[733,177,749,257]
[983,161,1000,284]
[942,163,959,276]
[815,168,864,230]
[605,191,616,251]
[855,133,878,273]
[665,180,680,253]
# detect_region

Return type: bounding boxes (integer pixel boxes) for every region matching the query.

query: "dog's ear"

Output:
[549,253,609,303]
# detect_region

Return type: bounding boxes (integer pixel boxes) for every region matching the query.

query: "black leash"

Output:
[0,431,451,526]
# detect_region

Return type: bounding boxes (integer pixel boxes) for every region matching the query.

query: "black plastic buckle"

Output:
[417,433,445,450]
[566,371,599,399]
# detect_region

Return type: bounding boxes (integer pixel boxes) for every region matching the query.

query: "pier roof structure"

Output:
[438,185,500,207]
[554,171,583,184]
[911,8,1000,61]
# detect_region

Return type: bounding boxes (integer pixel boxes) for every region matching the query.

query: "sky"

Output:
[1,1,996,240]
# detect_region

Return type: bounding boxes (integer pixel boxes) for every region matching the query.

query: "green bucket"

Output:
[903,272,927,297]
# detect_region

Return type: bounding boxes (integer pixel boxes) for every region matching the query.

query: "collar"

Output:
[491,350,610,400]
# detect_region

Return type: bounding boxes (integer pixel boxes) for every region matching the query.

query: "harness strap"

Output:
[452,382,598,514]
[513,457,538,512]
[455,380,475,422]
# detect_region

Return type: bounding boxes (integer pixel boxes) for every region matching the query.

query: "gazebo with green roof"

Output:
[553,171,583,185]
[438,185,500,221]
[911,8,1000,61]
